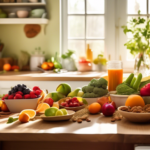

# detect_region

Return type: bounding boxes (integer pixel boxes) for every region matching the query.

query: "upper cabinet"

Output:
[0,0,48,24]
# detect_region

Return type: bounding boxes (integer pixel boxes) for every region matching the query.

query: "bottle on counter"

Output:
[86,44,93,62]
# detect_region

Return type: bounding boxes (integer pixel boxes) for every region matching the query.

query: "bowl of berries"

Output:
[2,84,42,113]
[59,97,86,111]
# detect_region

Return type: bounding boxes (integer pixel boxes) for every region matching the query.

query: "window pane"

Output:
[68,0,85,14]
[127,16,147,38]
[86,0,104,14]
[127,50,135,61]
[86,40,104,59]
[86,16,104,39]
[68,16,85,39]
[68,40,85,57]
[127,0,147,14]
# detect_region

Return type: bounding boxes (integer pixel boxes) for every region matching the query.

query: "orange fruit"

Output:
[20,109,36,119]
[88,102,101,114]
[125,95,145,107]
[3,64,11,71]
[48,62,54,70]
[19,113,30,123]
[36,103,50,113]
[41,62,50,70]
[1,102,9,112]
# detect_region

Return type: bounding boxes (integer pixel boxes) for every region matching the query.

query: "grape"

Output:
[22,84,27,88]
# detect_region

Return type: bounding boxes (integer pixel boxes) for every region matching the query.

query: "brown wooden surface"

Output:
[1,141,135,150]
[0,71,107,81]
[0,113,150,145]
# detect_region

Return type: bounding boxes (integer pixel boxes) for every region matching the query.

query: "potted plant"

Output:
[122,10,150,76]
[61,50,77,71]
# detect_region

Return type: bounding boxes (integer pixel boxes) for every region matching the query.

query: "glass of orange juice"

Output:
[107,61,123,91]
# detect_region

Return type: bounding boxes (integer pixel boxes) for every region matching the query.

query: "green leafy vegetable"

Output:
[61,50,75,59]
[116,73,142,95]
[7,117,18,124]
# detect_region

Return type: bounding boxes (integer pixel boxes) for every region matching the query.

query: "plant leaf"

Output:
[7,117,18,124]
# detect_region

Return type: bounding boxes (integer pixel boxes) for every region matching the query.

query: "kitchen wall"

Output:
[0,0,60,60]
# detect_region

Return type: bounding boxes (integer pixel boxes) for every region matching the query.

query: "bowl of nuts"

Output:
[118,105,150,123]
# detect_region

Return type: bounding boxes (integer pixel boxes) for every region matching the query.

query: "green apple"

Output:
[45,107,58,116]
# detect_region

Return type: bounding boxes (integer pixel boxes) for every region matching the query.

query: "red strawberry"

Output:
[2,94,9,100]
[15,94,22,99]
[33,86,40,91]
[16,91,23,95]
[30,91,35,95]
[30,94,37,99]
[8,95,14,99]
[35,90,41,96]
[24,94,31,99]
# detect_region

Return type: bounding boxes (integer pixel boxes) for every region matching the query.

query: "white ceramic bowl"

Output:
[110,91,129,108]
[118,106,150,123]
[17,10,29,18]
[4,98,39,113]
[83,97,99,105]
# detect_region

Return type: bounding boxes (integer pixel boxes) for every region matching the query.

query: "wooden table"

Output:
[0,71,107,81]
[0,113,150,150]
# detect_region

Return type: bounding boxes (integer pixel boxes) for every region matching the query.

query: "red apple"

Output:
[102,102,115,116]
[44,98,54,107]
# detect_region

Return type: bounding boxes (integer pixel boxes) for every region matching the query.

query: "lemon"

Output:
[55,110,63,116]
[60,109,68,115]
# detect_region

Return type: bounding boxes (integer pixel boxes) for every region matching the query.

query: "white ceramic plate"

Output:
[118,106,150,123]
[40,110,75,121]
[60,105,85,111]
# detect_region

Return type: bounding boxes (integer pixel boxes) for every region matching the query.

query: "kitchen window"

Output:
[60,0,116,61]
[60,0,149,70]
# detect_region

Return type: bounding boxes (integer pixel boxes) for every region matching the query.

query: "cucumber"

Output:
[125,73,134,85]
[133,73,142,91]
[130,77,136,88]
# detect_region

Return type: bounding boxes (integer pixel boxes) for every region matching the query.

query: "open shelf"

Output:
[0,18,48,24]
[0,3,46,6]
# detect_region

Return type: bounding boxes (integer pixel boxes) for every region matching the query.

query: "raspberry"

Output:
[8,95,14,99]
[35,90,41,96]
[24,94,31,99]
[16,91,23,95]
[15,94,22,99]
[30,91,35,95]
[33,86,40,91]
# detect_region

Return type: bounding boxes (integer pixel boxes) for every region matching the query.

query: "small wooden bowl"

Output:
[118,106,150,123]
[60,105,85,111]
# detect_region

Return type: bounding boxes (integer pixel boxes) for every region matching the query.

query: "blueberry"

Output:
[8,91,12,95]
[18,87,23,91]
[17,84,21,87]
[22,84,27,88]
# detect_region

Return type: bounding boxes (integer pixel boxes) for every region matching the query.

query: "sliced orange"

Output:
[52,102,59,109]
[36,103,50,113]
[19,109,36,119]
[19,113,30,123]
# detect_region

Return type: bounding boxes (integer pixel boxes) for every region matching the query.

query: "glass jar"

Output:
[107,61,123,91]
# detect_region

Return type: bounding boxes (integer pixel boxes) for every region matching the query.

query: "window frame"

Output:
[60,0,116,63]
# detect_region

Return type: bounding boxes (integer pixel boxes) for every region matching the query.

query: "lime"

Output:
[60,109,68,115]
[55,110,63,116]
[45,107,58,116]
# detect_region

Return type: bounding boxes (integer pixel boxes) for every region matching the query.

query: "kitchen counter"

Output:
[0,71,107,81]
[0,113,149,150]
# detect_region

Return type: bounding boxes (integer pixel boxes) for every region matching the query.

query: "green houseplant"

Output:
[122,10,150,75]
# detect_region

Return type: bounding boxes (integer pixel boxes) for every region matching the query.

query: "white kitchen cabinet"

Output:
[0,81,89,94]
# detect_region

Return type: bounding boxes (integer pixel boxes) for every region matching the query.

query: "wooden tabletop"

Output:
[1,113,150,144]
[0,71,107,81]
